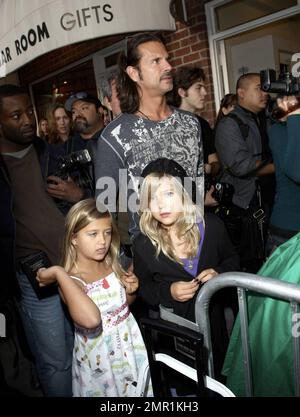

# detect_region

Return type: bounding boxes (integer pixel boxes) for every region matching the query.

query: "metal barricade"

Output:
[160,272,300,397]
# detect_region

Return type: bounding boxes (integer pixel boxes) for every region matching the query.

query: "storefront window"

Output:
[32,60,97,120]
[215,0,297,31]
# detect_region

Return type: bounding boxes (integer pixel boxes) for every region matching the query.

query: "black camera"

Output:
[260,69,300,94]
[48,149,93,189]
[205,174,234,206]
[260,69,300,120]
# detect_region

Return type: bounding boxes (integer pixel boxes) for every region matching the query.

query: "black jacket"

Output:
[133,213,240,321]
[0,139,60,307]
[0,155,17,309]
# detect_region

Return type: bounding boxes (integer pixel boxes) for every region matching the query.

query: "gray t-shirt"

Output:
[94,108,204,237]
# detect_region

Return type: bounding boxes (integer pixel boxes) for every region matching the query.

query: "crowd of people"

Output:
[1,31,300,398]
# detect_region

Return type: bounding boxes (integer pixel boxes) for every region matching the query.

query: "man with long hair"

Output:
[95,33,204,238]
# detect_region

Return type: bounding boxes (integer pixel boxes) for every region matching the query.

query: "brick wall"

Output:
[18,0,215,124]
[18,34,124,86]
[163,0,215,124]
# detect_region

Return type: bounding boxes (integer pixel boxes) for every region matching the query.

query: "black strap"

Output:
[226,113,249,140]
[224,113,271,179]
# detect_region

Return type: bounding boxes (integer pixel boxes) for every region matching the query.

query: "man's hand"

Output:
[204,185,219,207]
[170,280,199,302]
[46,175,84,203]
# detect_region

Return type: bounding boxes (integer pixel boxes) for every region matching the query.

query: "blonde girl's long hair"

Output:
[139,173,203,263]
[61,198,125,278]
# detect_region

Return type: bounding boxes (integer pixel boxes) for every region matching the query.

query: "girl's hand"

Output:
[196,268,218,284]
[170,280,200,302]
[121,271,139,295]
[36,265,64,287]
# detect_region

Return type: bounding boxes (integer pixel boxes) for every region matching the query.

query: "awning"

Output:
[0,0,176,78]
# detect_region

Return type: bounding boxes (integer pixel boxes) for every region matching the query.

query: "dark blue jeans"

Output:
[16,270,73,396]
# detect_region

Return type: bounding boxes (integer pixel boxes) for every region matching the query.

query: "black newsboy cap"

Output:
[141,158,197,203]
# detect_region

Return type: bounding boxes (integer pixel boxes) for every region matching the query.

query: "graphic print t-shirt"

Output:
[95,107,204,236]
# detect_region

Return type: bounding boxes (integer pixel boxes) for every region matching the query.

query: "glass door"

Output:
[205,0,300,110]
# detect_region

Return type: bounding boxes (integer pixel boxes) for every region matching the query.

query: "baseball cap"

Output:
[65,92,102,112]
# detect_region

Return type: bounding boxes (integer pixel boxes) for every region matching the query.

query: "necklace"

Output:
[180,256,194,270]
[187,258,194,270]
[137,110,151,120]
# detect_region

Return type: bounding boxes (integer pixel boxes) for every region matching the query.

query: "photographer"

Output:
[266,95,300,255]
[215,73,275,272]
[45,146,94,215]
[46,92,105,213]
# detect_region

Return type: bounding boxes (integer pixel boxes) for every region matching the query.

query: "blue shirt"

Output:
[269,115,300,231]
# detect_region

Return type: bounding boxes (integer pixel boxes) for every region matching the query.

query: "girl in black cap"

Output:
[133,158,240,383]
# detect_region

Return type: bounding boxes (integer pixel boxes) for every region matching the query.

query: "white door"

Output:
[226,35,276,92]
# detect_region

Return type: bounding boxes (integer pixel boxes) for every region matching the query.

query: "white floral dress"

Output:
[70,272,152,397]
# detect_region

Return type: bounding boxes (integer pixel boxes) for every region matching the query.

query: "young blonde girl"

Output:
[133,158,239,380]
[37,198,152,397]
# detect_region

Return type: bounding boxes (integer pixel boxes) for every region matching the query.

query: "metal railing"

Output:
[161,272,300,397]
